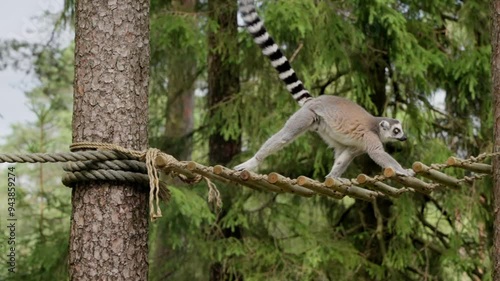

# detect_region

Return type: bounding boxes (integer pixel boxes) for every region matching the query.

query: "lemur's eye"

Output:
[393,128,400,134]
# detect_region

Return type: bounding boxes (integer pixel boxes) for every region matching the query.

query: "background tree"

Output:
[0,0,495,280]
[206,0,242,280]
[0,46,73,281]
[148,1,211,279]
[207,0,241,166]
[149,0,200,160]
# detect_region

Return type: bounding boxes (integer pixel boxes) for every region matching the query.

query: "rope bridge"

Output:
[0,142,495,220]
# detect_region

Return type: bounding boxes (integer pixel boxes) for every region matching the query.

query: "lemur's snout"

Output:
[398,135,407,141]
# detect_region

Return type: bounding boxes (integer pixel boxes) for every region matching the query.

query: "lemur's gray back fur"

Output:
[239,0,312,106]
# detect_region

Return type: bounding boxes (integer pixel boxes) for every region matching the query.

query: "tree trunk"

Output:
[207,0,241,166]
[70,0,150,280]
[491,0,500,279]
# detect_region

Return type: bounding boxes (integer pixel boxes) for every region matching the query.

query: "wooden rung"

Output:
[182,161,230,184]
[296,176,344,199]
[446,157,492,174]
[185,161,264,191]
[239,170,284,193]
[160,155,492,200]
[384,167,434,194]
[155,154,177,168]
[266,172,315,197]
[212,165,285,192]
[412,162,462,189]
[212,165,228,175]
[356,174,406,197]
[155,155,199,181]
[324,177,379,201]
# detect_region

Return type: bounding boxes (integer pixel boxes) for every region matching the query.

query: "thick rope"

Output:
[145,148,162,220]
[0,144,223,220]
[69,143,165,221]
[70,142,145,158]
[62,170,149,187]
[428,151,499,171]
[63,159,147,173]
[464,152,497,164]
[0,150,136,163]
[69,142,222,220]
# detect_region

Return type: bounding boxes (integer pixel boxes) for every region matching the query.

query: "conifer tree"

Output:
[70,0,150,279]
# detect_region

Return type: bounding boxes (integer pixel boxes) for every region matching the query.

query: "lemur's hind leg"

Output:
[326,148,363,178]
[234,107,317,171]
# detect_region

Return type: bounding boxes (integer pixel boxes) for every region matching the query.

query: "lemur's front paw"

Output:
[396,168,415,177]
[234,157,260,171]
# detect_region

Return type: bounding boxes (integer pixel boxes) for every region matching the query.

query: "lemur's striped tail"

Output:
[239,0,312,106]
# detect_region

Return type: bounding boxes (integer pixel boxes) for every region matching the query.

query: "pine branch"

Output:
[424,194,455,228]
[313,70,350,96]
[416,211,450,248]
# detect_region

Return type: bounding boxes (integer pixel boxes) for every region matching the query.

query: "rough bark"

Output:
[207,0,241,166]
[492,0,500,279]
[70,0,150,280]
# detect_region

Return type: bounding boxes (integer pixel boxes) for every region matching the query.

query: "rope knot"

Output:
[68,142,221,220]
[68,142,166,221]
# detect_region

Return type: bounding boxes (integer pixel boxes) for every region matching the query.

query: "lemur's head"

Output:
[378,118,407,143]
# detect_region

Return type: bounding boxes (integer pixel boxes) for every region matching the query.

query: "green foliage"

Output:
[2,0,494,279]
[181,0,492,280]
[0,43,73,280]
[149,1,206,145]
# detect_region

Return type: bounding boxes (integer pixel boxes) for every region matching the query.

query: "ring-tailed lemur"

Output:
[235,0,414,178]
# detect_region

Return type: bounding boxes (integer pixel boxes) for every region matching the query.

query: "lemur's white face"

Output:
[379,120,407,143]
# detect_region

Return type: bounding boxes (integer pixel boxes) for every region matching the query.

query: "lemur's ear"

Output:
[379,120,390,130]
